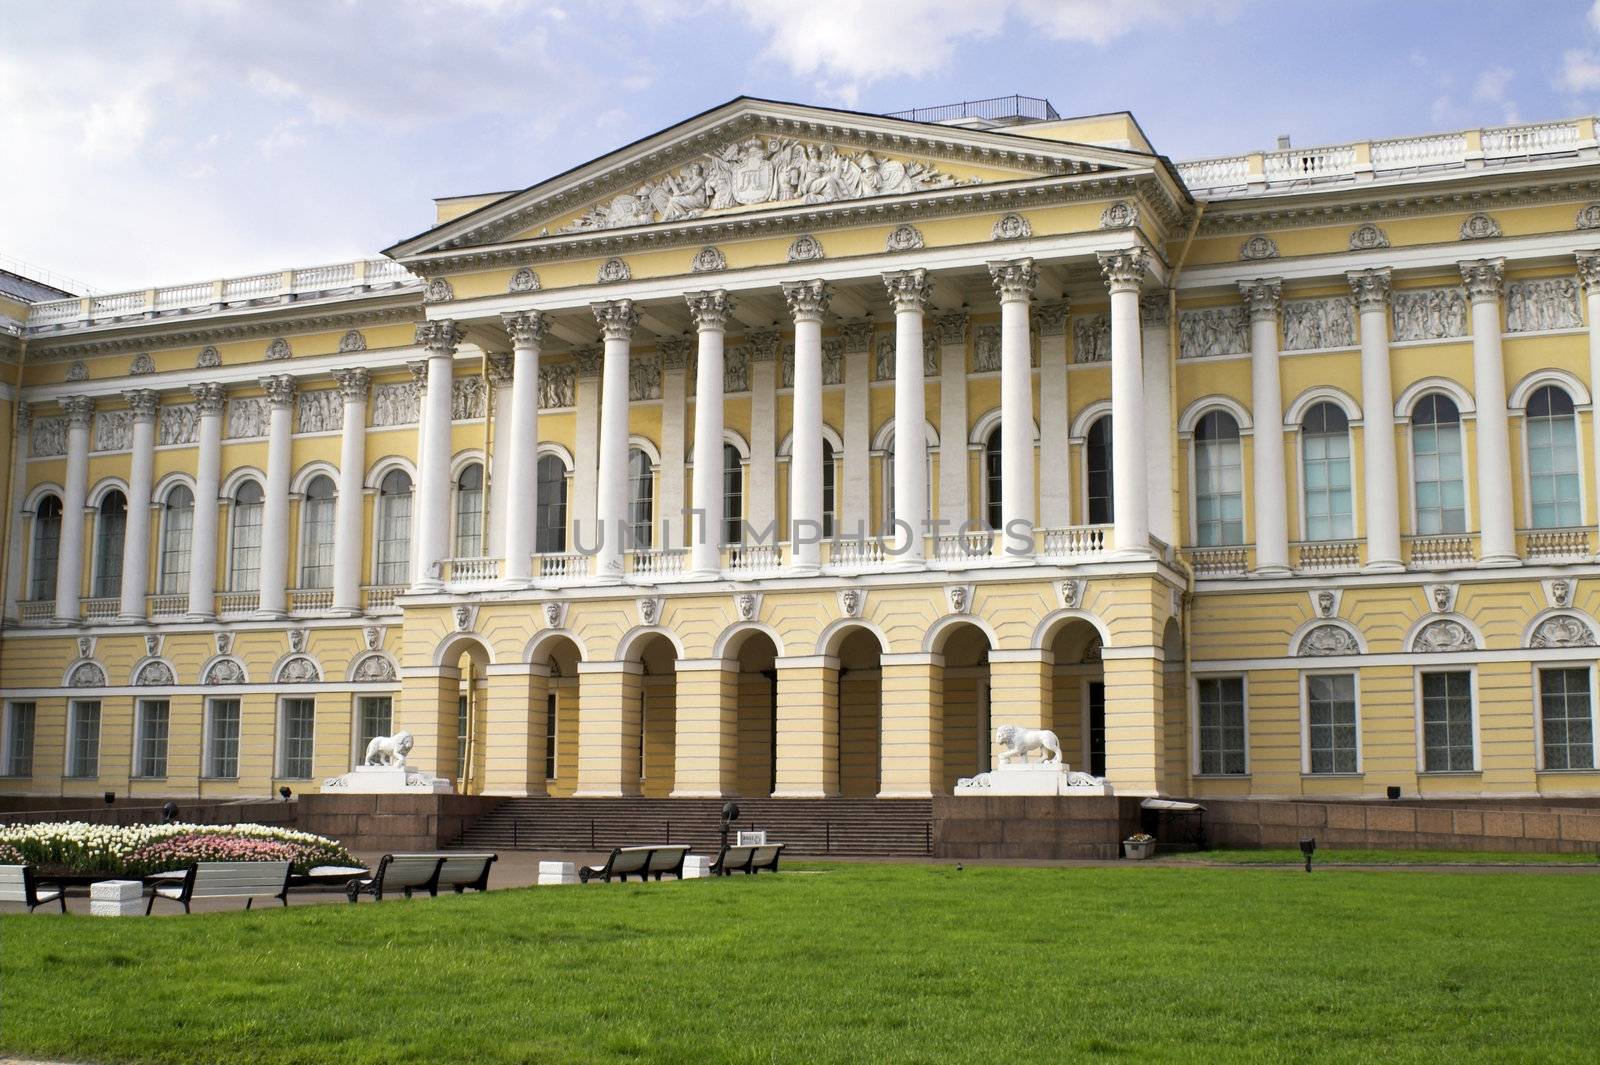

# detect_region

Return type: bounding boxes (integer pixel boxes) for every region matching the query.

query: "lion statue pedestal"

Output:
[321,730,453,794]
[953,723,1113,796]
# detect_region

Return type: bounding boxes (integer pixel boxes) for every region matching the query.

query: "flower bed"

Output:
[0,822,354,878]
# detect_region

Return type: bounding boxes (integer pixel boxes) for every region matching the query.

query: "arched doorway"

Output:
[629,633,678,797]
[532,635,583,798]
[427,633,492,792]
[934,622,993,792]
[1161,617,1185,788]
[727,630,779,797]
[834,627,883,797]
[1047,619,1107,776]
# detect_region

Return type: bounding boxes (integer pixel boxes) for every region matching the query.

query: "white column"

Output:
[747,331,779,542]
[840,321,874,536]
[413,320,461,590]
[657,337,689,549]
[884,269,932,563]
[1100,250,1152,560]
[1349,269,1403,571]
[1461,258,1517,565]
[500,312,545,584]
[571,348,601,562]
[485,353,512,561]
[1240,278,1288,575]
[256,374,297,616]
[3,402,31,618]
[1577,252,1600,544]
[1140,295,1175,546]
[989,260,1037,551]
[687,291,733,574]
[1035,302,1070,530]
[332,368,369,613]
[54,395,93,622]
[187,384,225,619]
[783,279,830,573]
[592,300,636,582]
[118,389,159,621]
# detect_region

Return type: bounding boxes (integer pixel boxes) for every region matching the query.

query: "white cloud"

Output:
[1473,66,1512,104]
[1560,48,1600,93]
[1590,0,1600,33]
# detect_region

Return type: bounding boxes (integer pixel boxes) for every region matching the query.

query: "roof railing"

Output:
[887,95,1060,125]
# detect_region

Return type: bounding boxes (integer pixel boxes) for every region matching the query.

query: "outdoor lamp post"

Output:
[161,801,178,823]
[720,801,740,853]
[1299,836,1317,873]
[279,786,292,801]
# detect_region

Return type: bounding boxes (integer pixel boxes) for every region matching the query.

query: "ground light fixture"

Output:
[161,801,178,822]
[720,801,740,850]
[1387,786,1402,801]
[279,786,292,801]
[1299,836,1317,873]
[103,791,115,805]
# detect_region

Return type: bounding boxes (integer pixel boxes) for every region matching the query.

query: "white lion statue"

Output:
[995,724,1062,765]
[364,730,415,768]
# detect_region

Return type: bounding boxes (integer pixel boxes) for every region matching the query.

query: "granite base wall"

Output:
[297,794,504,853]
[1200,798,1600,855]
[0,796,297,829]
[932,796,1144,859]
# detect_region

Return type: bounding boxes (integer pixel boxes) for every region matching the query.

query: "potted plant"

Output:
[1123,832,1156,860]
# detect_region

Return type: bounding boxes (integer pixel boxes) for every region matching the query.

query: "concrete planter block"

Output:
[537,860,578,885]
[90,879,144,901]
[681,855,713,878]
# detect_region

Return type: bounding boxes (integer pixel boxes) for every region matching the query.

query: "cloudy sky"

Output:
[4,0,1600,293]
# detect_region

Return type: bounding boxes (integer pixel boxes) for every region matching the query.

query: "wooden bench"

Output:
[345,854,444,902]
[0,865,66,913]
[579,845,691,883]
[436,853,497,894]
[146,861,293,913]
[711,842,785,876]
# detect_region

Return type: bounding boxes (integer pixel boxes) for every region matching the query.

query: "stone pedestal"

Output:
[953,761,1113,797]
[90,879,144,917]
[682,854,713,879]
[538,860,579,886]
[321,765,453,794]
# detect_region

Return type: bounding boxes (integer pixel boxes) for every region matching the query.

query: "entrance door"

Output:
[1087,682,1106,777]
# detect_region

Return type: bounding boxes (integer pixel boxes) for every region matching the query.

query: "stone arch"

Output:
[1509,368,1591,412]
[713,620,787,661]
[273,654,322,684]
[348,651,400,683]
[1525,610,1600,649]
[1405,614,1484,654]
[873,416,943,451]
[615,624,687,662]
[1394,377,1476,420]
[969,406,1034,446]
[432,631,496,668]
[923,613,999,656]
[22,481,64,513]
[1031,608,1113,651]
[1284,385,1362,427]
[1178,394,1254,435]
[1289,618,1367,657]
[1067,400,1114,442]
[290,460,339,497]
[200,656,248,685]
[86,476,130,509]
[152,470,199,504]
[365,455,418,491]
[220,466,267,499]
[776,422,844,458]
[816,618,890,658]
[536,442,575,472]
[627,434,662,466]
[130,657,177,686]
[524,627,588,665]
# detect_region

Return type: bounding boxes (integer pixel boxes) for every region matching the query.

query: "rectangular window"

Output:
[205,698,241,778]
[1197,676,1247,775]
[545,692,557,780]
[457,694,469,777]
[357,696,393,767]
[1540,667,1595,771]
[300,496,337,589]
[279,698,316,779]
[67,700,101,778]
[4,702,36,777]
[1421,671,1475,772]
[160,504,194,594]
[135,699,170,778]
[1305,673,1359,774]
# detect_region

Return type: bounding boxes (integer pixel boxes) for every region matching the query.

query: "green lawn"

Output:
[1162,847,1600,865]
[5,864,1600,1064]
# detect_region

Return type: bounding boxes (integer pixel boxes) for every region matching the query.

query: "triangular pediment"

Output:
[387,97,1159,258]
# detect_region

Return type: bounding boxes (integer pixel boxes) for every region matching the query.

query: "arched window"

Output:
[886,434,935,532]
[228,481,264,591]
[821,439,836,539]
[627,448,653,550]
[1194,411,1244,546]
[374,470,413,585]
[1410,394,1466,535]
[29,495,62,601]
[92,491,127,599]
[1526,385,1581,529]
[723,443,743,546]
[158,485,195,594]
[1301,402,1353,541]
[298,476,337,588]
[453,463,485,558]
[984,428,1003,530]
[535,455,567,554]
[1086,416,1114,525]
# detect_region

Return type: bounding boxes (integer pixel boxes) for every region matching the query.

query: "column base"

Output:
[46,617,81,628]
[1251,565,1293,578]
[771,789,838,799]
[1106,548,1155,563]
[326,607,362,618]
[571,789,641,799]
[786,563,821,577]
[252,609,289,621]
[109,615,144,626]
[681,569,723,582]
[1478,554,1522,568]
[183,612,216,623]
[669,789,730,799]
[876,789,934,799]
[883,557,926,573]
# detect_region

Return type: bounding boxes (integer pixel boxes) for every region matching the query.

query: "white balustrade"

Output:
[90,291,144,318]
[1371,132,1468,170]
[1406,535,1476,569]
[16,601,54,624]
[1524,529,1592,561]
[217,591,260,615]
[221,271,282,303]
[1039,525,1109,561]
[1483,121,1580,157]
[538,553,591,583]
[147,594,187,618]
[154,282,213,312]
[82,597,120,621]
[726,544,780,574]
[1175,155,1250,190]
[292,262,355,290]
[1295,540,1362,572]
[830,538,889,569]
[28,299,81,325]
[363,585,403,610]
[629,549,687,580]
[1185,547,1249,577]
[1263,144,1356,182]
[932,530,995,563]
[446,557,502,584]
[289,588,335,612]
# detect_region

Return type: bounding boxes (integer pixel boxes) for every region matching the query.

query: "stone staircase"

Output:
[454,797,935,857]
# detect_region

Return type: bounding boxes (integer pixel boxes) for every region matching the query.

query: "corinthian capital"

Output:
[987,259,1037,303]
[1034,301,1070,336]
[502,311,547,347]
[259,374,297,408]
[1238,278,1283,322]
[935,311,970,346]
[572,346,602,379]
[123,388,160,421]
[61,395,95,428]
[334,367,371,402]
[1096,249,1148,293]
[883,268,934,312]
[1459,257,1505,302]
[685,289,734,331]
[1577,250,1600,294]
[1138,293,1169,328]
[415,319,463,356]
[782,279,832,321]
[657,335,691,371]
[191,382,227,415]
[485,353,513,388]
[840,319,876,353]
[747,330,781,363]
[1347,268,1392,312]
[591,299,638,342]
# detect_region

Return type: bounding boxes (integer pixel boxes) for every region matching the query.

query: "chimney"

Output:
[1276,134,1292,150]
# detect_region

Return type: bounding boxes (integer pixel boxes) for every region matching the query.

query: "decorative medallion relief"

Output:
[197,345,221,369]
[1072,315,1111,364]
[338,329,367,353]
[542,601,567,628]
[837,588,865,618]
[1349,223,1390,250]
[370,382,421,427]
[352,653,399,683]
[508,267,541,292]
[158,404,199,446]
[1099,201,1139,229]
[1505,277,1582,332]
[557,137,965,233]
[68,661,107,688]
[1577,204,1600,230]
[886,223,925,252]
[1281,297,1356,351]
[690,247,727,273]
[1057,578,1085,609]
[992,213,1032,240]
[277,656,322,684]
[30,416,66,458]
[1459,212,1502,240]
[1391,287,1468,341]
[265,337,292,361]
[597,258,631,283]
[1297,624,1359,657]
[1239,234,1279,260]
[1412,619,1476,653]
[66,360,88,382]
[424,278,455,303]
[786,235,825,262]
[203,658,246,686]
[135,660,176,686]
[1530,614,1598,649]
[129,353,155,376]
[1178,306,1250,359]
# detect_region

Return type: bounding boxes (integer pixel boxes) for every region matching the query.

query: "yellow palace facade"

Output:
[3,95,1600,807]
